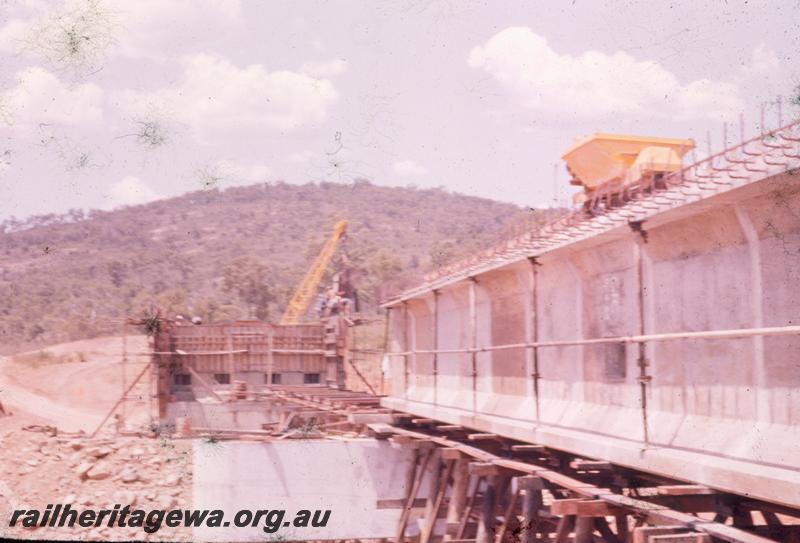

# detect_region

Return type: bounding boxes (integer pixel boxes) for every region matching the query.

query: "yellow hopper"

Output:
[562,133,695,190]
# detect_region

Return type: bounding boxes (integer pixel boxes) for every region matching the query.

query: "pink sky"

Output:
[0,0,797,220]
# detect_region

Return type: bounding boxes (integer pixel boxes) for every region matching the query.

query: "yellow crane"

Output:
[280,220,348,325]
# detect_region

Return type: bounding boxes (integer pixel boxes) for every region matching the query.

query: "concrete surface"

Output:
[384,172,800,507]
[192,438,432,541]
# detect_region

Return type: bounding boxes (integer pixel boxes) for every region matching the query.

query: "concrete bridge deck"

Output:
[188,386,799,542]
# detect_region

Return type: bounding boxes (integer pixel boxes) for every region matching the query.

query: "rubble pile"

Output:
[0,428,193,541]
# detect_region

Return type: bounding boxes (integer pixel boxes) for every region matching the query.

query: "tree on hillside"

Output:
[107,260,126,288]
[363,251,404,305]
[222,256,276,320]
[0,182,530,352]
[127,288,189,321]
[429,239,458,268]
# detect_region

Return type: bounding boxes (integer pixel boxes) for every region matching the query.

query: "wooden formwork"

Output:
[149,318,349,419]
[166,320,325,373]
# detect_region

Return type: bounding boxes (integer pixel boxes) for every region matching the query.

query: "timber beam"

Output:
[263,389,794,543]
[382,425,778,543]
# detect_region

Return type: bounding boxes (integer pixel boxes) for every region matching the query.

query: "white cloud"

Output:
[0,1,244,61]
[468,27,743,122]
[300,59,348,77]
[110,0,243,60]
[742,43,780,75]
[3,67,104,129]
[392,160,428,177]
[286,150,315,164]
[126,53,339,141]
[0,19,32,53]
[105,175,161,208]
[0,0,118,75]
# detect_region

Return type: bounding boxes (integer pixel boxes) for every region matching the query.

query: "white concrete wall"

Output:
[192,439,431,541]
[407,296,435,405]
[436,283,473,412]
[383,173,800,507]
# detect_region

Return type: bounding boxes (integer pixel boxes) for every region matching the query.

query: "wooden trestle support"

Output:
[229,388,799,543]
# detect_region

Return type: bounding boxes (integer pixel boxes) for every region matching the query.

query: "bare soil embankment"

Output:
[0,336,193,541]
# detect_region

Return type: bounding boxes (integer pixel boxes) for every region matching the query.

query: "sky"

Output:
[0,0,798,221]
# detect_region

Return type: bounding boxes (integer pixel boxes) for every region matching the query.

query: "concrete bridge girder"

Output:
[383,172,800,509]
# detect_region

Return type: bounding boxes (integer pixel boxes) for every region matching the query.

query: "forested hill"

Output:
[0,180,560,352]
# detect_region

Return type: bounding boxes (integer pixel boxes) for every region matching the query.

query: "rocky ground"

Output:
[0,335,194,541]
[0,426,193,541]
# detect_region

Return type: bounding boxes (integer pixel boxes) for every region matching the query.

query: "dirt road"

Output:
[0,336,151,434]
[0,367,102,433]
